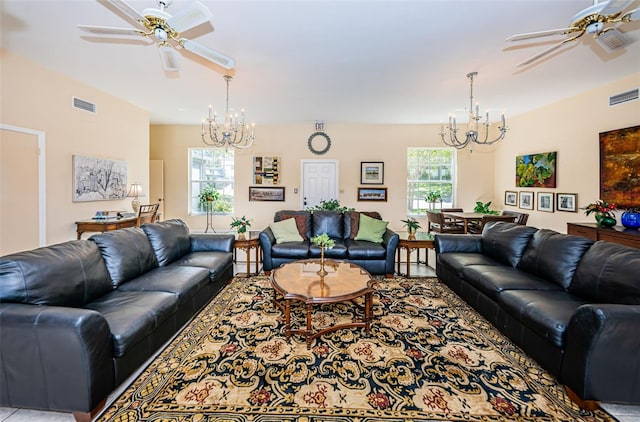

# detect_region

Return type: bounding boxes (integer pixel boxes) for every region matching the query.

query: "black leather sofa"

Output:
[0,219,234,418]
[260,210,399,277]
[435,221,640,405]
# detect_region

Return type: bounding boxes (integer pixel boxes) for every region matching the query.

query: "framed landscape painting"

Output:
[358,187,387,201]
[360,162,384,184]
[515,151,557,188]
[599,125,640,209]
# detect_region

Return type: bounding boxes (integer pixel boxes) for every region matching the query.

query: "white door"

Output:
[301,160,338,209]
[149,160,164,220]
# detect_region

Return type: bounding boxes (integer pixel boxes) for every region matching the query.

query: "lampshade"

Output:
[127,183,145,212]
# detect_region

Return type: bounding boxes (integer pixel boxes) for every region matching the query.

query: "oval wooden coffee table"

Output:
[270,259,374,349]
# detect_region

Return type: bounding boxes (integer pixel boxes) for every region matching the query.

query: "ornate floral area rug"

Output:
[97,276,613,421]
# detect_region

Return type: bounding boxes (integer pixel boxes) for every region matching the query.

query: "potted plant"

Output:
[307,199,354,213]
[401,217,421,239]
[583,199,618,227]
[310,232,335,275]
[426,190,442,210]
[198,184,220,212]
[230,215,251,238]
[473,201,499,215]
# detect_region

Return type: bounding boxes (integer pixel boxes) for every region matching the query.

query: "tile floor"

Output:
[2,256,639,421]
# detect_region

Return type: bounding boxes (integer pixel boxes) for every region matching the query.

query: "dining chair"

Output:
[136,203,160,227]
[502,210,529,225]
[467,214,517,234]
[426,211,465,234]
[441,208,464,227]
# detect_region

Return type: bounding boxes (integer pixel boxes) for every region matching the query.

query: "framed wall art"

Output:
[599,125,640,209]
[360,162,384,184]
[249,186,285,201]
[358,187,387,201]
[253,156,280,185]
[515,151,557,188]
[537,192,554,212]
[72,155,128,202]
[519,191,534,210]
[505,191,518,206]
[557,193,577,212]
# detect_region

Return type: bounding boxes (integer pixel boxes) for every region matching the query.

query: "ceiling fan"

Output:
[506,0,640,67]
[78,0,235,72]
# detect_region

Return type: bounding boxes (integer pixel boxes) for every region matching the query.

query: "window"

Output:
[407,147,456,214]
[189,148,234,214]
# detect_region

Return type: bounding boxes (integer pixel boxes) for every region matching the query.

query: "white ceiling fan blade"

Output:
[506,28,574,42]
[621,7,640,21]
[516,33,582,67]
[182,39,235,69]
[600,0,633,16]
[167,1,213,33]
[159,44,180,72]
[106,0,149,26]
[78,25,145,36]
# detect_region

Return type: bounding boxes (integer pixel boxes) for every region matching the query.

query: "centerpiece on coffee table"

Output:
[311,232,335,276]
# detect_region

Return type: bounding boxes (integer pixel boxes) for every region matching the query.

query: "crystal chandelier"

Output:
[440,72,507,150]
[201,75,255,148]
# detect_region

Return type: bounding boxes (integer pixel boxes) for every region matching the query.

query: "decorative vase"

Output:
[237,232,246,240]
[621,209,640,229]
[317,246,328,276]
[596,213,617,228]
[408,226,417,240]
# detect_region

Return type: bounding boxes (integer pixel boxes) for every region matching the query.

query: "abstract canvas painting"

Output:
[515,151,557,188]
[600,125,640,209]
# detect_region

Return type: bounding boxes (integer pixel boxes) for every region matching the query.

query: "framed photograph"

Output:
[360,162,384,185]
[504,191,518,206]
[357,187,387,202]
[248,186,285,202]
[537,192,554,212]
[519,191,534,210]
[557,193,577,212]
[72,155,128,202]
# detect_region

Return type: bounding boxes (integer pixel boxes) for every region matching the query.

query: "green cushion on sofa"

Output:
[270,218,304,243]
[354,213,388,243]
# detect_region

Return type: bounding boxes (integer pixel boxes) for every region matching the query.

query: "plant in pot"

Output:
[473,201,499,215]
[583,199,618,228]
[426,190,442,210]
[310,232,335,275]
[230,216,252,239]
[307,199,354,213]
[401,217,421,239]
[198,184,220,212]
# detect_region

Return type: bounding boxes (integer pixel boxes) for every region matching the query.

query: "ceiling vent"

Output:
[609,88,639,106]
[72,97,97,113]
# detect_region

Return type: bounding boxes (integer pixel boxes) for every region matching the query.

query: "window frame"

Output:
[407,147,456,216]
[188,148,235,215]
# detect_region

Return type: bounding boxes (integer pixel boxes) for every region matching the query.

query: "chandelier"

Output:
[201,75,255,148]
[440,72,507,150]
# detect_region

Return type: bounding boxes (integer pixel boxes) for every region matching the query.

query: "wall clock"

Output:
[307,131,331,155]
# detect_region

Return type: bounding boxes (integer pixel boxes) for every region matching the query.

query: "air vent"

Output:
[72,97,97,113]
[609,88,639,106]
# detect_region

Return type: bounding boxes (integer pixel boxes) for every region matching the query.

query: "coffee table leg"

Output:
[365,292,372,332]
[285,299,291,341]
[306,303,312,349]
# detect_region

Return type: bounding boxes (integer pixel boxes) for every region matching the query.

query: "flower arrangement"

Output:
[230,215,251,234]
[582,199,617,217]
[401,217,421,231]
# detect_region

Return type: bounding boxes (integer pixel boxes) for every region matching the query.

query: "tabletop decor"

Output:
[230,216,252,239]
[401,217,421,239]
[621,208,640,229]
[583,199,618,228]
[310,233,335,275]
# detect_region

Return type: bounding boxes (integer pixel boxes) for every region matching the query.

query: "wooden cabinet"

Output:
[567,223,640,249]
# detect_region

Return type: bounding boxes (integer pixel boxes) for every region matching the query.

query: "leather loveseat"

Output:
[0,219,234,418]
[260,210,399,277]
[435,221,640,405]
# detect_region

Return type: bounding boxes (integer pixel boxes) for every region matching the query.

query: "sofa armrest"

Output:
[434,234,483,254]
[190,234,235,253]
[561,303,640,403]
[259,228,277,271]
[382,229,400,276]
[0,303,114,413]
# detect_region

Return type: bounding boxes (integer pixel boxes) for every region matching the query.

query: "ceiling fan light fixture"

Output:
[598,28,630,50]
[158,44,179,72]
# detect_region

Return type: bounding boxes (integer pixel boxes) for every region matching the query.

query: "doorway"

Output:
[300,159,338,209]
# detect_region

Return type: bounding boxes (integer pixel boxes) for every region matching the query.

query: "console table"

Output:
[75,217,137,239]
[567,222,640,249]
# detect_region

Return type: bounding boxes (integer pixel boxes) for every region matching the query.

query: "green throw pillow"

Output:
[270,218,304,244]
[354,213,388,243]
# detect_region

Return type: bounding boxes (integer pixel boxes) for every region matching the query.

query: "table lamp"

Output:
[127,183,145,212]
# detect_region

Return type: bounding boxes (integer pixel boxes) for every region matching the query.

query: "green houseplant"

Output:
[310,232,335,275]
[583,199,618,227]
[401,217,421,238]
[425,190,442,210]
[473,201,499,215]
[307,199,354,213]
[230,215,252,236]
[198,184,220,212]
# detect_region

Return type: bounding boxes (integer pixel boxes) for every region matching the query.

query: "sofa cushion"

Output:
[0,241,112,307]
[346,211,382,239]
[90,228,158,287]
[355,214,388,243]
[270,218,304,243]
[142,219,192,266]
[461,265,562,301]
[437,253,502,277]
[499,290,589,348]
[277,212,309,240]
[569,241,640,305]
[170,251,234,281]
[345,239,387,259]
[83,290,178,357]
[312,211,344,239]
[518,229,594,289]
[310,240,348,258]
[481,222,537,267]
[271,241,310,258]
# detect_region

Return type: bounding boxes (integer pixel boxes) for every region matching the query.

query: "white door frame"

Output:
[300,159,339,209]
[0,123,46,246]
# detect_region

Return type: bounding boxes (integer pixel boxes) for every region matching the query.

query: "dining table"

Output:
[441,211,486,234]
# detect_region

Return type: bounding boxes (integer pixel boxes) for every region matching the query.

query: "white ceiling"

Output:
[2,0,639,126]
